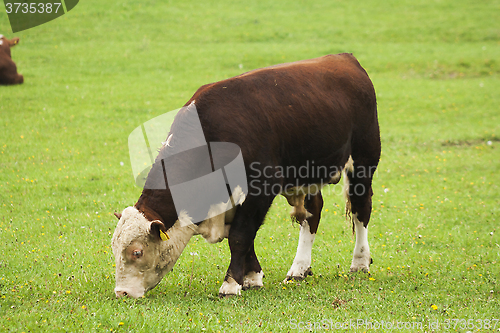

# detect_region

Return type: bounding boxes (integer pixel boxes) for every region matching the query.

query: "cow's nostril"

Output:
[115,290,128,298]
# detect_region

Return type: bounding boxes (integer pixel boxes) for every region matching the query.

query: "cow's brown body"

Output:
[0,35,23,85]
[114,54,381,297]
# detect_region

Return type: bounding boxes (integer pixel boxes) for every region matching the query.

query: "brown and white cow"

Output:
[0,35,23,85]
[112,53,381,297]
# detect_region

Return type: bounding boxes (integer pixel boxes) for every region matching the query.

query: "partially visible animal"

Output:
[0,35,23,85]
[112,53,381,298]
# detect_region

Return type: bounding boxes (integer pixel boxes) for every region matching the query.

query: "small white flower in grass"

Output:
[384,188,389,193]
[487,141,492,146]
[120,162,124,166]
[190,252,198,256]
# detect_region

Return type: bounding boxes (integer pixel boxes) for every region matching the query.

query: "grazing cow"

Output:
[0,35,23,85]
[112,53,381,298]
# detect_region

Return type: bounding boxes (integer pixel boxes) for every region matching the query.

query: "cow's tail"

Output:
[342,156,355,234]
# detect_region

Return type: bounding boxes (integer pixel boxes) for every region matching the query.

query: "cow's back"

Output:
[185,54,377,185]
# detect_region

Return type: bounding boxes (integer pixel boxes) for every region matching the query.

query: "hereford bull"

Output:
[112,53,381,297]
[0,35,23,85]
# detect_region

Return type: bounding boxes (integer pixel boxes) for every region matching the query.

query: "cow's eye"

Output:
[132,250,143,258]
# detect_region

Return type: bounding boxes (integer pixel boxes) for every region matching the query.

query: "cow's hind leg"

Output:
[219,195,273,297]
[345,154,379,272]
[284,192,323,281]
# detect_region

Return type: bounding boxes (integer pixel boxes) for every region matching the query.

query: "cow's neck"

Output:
[158,221,198,273]
[157,216,228,276]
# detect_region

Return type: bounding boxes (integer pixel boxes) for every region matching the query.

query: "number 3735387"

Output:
[5,3,62,14]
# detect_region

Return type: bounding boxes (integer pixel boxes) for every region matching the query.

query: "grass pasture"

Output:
[1,0,500,331]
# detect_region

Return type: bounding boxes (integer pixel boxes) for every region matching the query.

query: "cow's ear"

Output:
[114,212,122,220]
[150,221,169,241]
[9,37,20,47]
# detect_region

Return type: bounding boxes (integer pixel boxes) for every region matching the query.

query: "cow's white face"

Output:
[111,207,195,298]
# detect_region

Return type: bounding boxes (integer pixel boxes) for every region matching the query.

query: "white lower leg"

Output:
[350,213,371,272]
[243,270,264,289]
[285,221,315,281]
[219,276,242,296]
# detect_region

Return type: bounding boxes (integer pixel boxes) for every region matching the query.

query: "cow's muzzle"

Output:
[114,287,144,299]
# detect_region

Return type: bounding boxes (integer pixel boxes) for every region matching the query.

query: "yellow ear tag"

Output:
[160,230,169,241]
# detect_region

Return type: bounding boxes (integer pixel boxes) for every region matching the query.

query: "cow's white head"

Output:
[111,206,196,298]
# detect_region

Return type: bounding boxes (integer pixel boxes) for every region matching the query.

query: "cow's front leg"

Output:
[285,192,323,281]
[219,242,264,296]
[219,196,272,296]
[219,231,254,296]
[242,243,264,290]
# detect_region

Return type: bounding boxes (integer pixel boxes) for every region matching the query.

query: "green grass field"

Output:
[1,0,499,331]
